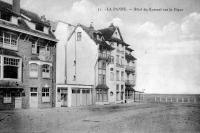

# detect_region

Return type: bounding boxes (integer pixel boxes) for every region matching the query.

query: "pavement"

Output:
[0,102,200,133]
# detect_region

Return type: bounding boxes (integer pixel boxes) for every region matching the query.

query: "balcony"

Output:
[98,52,111,62]
[125,65,135,74]
[116,49,125,54]
[125,80,135,86]
[116,63,124,68]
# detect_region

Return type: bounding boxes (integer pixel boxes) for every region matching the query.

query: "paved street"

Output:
[0,103,200,133]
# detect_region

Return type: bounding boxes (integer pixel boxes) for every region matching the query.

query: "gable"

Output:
[112,28,122,40]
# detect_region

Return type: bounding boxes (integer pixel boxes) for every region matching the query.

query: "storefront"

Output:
[56,84,93,107]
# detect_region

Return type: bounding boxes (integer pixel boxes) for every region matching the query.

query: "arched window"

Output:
[29,63,38,77]
[42,64,50,78]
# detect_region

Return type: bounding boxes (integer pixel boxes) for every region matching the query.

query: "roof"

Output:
[125,86,135,91]
[125,53,137,61]
[96,84,109,90]
[0,1,56,41]
[126,47,134,52]
[98,24,129,46]
[0,1,50,26]
[0,47,21,57]
[68,24,114,50]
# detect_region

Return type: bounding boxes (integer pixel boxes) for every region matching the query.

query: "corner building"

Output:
[0,0,57,109]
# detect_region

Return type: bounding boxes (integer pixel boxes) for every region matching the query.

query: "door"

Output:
[15,92,22,109]
[30,88,38,108]
[71,89,81,106]
[61,93,68,107]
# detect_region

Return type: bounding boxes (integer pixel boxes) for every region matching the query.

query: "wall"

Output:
[66,26,98,86]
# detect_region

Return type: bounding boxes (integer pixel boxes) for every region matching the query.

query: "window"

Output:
[29,63,38,77]
[3,57,20,79]
[3,91,11,103]
[116,84,120,101]
[121,71,124,81]
[116,70,119,81]
[36,24,44,32]
[116,55,119,64]
[30,87,37,97]
[98,60,106,69]
[121,57,124,65]
[110,56,114,64]
[0,31,18,50]
[98,74,106,84]
[32,43,37,54]
[96,89,108,102]
[77,32,82,41]
[42,64,50,78]
[110,71,114,81]
[42,87,50,102]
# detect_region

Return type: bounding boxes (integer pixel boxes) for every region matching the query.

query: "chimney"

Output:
[89,22,94,29]
[13,0,20,14]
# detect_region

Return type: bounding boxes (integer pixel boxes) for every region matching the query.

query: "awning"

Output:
[0,81,23,89]
[0,48,21,57]
[96,84,109,90]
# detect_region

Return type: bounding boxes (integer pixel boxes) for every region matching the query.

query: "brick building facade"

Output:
[0,0,57,109]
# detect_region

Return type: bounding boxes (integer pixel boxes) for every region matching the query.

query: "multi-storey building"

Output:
[54,22,114,107]
[98,24,137,104]
[54,22,137,106]
[0,0,57,109]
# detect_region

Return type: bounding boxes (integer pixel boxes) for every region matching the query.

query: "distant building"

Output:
[0,0,57,109]
[54,21,137,107]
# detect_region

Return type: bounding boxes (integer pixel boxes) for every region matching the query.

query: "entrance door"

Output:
[30,88,38,108]
[61,93,68,107]
[15,92,22,109]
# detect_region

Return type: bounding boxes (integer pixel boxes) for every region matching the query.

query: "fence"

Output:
[143,94,200,104]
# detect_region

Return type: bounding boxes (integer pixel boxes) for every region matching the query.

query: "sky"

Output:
[3,0,200,94]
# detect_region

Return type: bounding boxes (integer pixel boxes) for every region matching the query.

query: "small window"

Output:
[36,24,44,32]
[77,32,82,41]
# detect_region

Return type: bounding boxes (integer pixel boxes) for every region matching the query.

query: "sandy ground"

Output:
[0,103,200,133]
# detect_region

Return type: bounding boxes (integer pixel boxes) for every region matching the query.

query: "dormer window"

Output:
[35,24,44,32]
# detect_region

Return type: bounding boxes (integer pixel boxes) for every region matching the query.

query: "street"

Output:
[0,103,200,133]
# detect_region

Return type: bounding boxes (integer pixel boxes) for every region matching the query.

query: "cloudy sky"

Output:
[4,0,200,94]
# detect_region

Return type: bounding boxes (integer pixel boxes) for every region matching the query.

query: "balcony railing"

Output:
[125,80,135,86]
[98,52,111,62]
[125,65,135,74]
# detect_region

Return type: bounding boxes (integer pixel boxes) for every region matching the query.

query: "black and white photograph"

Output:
[0,0,200,132]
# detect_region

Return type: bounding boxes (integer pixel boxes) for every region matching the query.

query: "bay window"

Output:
[3,57,20,79]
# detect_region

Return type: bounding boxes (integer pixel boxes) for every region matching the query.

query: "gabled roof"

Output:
[68,24,114,50]
[98,24,130,46]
